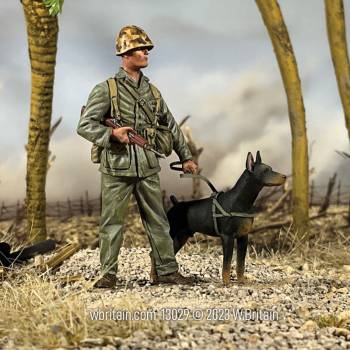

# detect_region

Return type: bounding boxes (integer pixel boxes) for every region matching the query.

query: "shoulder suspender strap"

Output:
[118,80,157,126]
[107,78,120,118]
[149,83,161,115]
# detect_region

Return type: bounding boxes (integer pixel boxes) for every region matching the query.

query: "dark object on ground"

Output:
[165,151,286,285]
[93,273,117,288]
[0,239,56,267]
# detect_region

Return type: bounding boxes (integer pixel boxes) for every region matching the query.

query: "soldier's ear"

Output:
[246,152,255,173]
[255,151,262,164]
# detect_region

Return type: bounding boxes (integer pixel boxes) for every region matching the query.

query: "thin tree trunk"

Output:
[22,0,58,243]
[255,0,309,237]
[325,0,350,140]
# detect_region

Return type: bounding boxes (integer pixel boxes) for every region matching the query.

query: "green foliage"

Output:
[43,0,64,16]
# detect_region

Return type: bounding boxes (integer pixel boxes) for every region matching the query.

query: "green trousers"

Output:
[99,172,179,276]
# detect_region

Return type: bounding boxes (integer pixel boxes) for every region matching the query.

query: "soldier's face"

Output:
[124,48,149,69]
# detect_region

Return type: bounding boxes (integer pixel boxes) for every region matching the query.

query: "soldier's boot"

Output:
[93,273,117,288]
[156,271,194,285]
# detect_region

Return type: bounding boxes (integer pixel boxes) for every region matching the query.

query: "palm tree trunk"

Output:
[255,0,309,237]
[325,0,350,141]
[22,0,58,243]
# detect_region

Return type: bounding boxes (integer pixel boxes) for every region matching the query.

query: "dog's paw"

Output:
[222,271,232,287]
[222,278,232,287]
[237,275,251,285]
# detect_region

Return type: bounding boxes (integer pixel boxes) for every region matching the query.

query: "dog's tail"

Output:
[170,195,178,205]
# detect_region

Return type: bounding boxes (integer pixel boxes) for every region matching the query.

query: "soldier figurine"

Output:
[77,25,198,288]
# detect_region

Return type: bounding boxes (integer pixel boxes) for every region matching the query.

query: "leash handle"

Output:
[169,161,184,171]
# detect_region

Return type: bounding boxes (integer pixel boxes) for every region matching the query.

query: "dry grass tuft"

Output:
[0,271,166,349]
[314,311,350,330]
[249,205,350,267]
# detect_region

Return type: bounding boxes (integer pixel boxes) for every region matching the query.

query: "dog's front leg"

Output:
[221,235,235,286]
[236,235,248,284]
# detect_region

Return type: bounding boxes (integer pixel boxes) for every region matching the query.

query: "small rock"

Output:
[296,306,311,319]
[342,265,350,272]
[335,287,348,294]
[333,327,350,337]
[300,320,318,332]
[247,333,260,344]
[237,289,247,298]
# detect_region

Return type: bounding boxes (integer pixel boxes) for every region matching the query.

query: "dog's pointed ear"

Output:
[256,151,262,164]
[246,152,254,172]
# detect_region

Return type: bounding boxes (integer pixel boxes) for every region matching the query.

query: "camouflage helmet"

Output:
[116,25,154,56]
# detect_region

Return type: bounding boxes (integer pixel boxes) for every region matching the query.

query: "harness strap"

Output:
[118,80,157,126]
[212,198,256,218]
[211,192,256,236]
[107,78,121,119]
[149,83,161,116]
[212,193,222,236]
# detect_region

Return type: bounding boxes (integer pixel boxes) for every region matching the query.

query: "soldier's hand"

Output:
[182,160,198,174]
[112,127,134,144]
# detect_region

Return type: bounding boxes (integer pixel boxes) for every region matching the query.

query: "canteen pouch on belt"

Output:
[155,124,173,157]
[149,83,173,157]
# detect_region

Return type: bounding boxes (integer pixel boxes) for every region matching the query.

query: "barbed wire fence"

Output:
[1,181,350,222]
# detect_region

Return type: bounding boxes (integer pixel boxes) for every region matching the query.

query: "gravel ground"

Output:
[48,246,350,350]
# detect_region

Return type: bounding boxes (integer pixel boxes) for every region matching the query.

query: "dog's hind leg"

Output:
[236,235,248,284]
[221,235,234,286]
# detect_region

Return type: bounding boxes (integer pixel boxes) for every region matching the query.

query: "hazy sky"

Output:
[0,0,349,202]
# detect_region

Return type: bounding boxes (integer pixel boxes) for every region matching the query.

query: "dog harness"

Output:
[211,191,255,236]
[169,162,256,236]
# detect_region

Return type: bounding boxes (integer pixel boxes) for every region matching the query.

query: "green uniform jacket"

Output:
[77,68,193,177]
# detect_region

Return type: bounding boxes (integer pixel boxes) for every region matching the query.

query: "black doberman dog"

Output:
[151,151,286,285]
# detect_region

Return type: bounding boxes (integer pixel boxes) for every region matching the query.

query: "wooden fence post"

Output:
[80,196,85,215]
[319,173,337,214]
[0,201,4,220]
[67,198,73,218]
[337,180,341,206]
[56,201,61,218]
[310,180,314,207]
[85,190,92,216]
[15,200,20,223]
[16,200,20,217]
